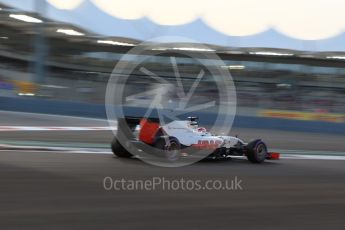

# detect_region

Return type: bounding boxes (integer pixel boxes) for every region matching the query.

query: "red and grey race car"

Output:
[111,116,280,163]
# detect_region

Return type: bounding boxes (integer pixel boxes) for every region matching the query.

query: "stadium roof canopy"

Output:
[1,0,345,73]
[2,0,345,52]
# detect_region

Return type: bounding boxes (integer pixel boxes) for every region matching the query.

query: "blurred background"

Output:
[1,0,345,133]
[2,2,345,229]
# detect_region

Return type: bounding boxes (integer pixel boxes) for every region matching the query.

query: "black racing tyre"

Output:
[153,136,181,162]
[246,139,267,163]
[111,138,132,158]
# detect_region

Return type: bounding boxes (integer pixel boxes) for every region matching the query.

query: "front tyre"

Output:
[111,138,132,158]
[246,140,267,163]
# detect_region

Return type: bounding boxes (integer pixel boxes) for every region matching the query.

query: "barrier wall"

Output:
[1,96,345,135]
[259,109,345,123]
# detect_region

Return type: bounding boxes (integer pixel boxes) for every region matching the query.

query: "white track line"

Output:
[281,154,345,160]
[1,143,345,160]
[0,144,112,154]
[0,110,108,122]
[0,126,116,131]
[272,149,345,157]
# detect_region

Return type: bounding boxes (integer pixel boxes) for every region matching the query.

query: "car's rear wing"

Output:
[118,116,160,131]
[123,116,160,124]
[116,116,161,141]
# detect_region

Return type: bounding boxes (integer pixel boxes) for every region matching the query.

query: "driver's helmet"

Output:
[197,127,207,133]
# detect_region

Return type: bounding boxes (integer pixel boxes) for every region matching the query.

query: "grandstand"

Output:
[1,2,345,113]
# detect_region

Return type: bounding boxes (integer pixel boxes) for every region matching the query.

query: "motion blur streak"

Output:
[0,0,345,229]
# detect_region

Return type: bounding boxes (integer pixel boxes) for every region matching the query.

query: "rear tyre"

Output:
[246,140,267,163]
[111,138,132,158]
[153,136,181,162]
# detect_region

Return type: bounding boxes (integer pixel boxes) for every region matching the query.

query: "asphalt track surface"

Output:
[0,111,345,229]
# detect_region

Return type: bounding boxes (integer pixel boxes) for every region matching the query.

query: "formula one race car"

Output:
[111,116,280,163]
